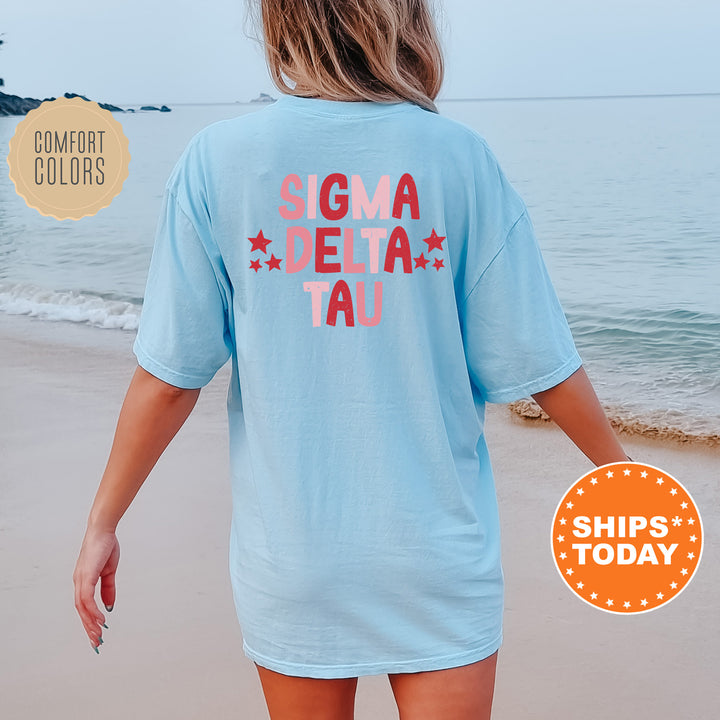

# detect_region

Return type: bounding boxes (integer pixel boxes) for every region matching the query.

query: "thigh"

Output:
[388,651,499,720]
[254,663,359,720]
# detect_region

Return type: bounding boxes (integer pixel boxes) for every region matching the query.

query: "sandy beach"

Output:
[1,311,717,719]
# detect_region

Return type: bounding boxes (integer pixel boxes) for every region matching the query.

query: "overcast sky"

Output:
[2,0,719,105]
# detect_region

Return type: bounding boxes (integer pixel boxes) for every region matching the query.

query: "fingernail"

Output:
[99,637,104,645]
[93,645,100,654]
[102,623,109,629]
[104,604,113,612]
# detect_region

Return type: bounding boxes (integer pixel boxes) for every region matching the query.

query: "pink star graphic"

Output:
[432,257,444,271]
[266,253,282,271]
[249,259,262,272]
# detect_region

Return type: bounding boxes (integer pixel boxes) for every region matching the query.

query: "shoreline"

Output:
[509,398,720,447]
[1,311,718,718]
[2,308,717,446]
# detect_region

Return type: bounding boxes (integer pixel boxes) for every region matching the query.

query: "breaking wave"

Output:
[0,281,141,331]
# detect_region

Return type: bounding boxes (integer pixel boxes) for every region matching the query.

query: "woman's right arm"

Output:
[531,365,629,467]
[73,365,200,652]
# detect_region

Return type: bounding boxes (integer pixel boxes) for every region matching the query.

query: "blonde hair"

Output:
[250,0,444,113]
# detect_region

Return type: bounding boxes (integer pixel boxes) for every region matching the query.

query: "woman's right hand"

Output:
[73,526,120,652]
[72,366,200,653]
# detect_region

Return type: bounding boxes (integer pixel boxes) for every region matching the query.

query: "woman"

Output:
[73,2,629,718]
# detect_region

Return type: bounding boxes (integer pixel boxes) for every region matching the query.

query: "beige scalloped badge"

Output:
[7,96,130,220]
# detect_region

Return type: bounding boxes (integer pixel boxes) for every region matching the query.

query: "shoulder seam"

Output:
[439,119,494,156]
[460,209,528,308]
[164,187,230,313]
[166,186,200,236]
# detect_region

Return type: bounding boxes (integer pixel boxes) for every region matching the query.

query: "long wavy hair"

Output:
[249,0,444,112]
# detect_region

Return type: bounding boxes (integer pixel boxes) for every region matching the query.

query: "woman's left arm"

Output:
[531,365,630,467]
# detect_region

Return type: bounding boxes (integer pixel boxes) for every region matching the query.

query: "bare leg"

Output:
[388,651,498,720]
[254,663,359,720]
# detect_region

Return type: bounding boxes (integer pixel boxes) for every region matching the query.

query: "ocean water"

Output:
[1,96,718,440]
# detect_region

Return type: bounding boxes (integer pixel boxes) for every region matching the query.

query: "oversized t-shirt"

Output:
[133,94,582,679]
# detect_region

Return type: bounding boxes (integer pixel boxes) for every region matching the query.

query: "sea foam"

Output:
[509,399,720,446]
[0,282,141,331]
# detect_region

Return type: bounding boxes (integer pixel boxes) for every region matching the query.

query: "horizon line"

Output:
[438,91,720,102]
[121,90,720,107]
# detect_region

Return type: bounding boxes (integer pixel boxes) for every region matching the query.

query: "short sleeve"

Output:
[459,209,582,403]
[133,187,233,389]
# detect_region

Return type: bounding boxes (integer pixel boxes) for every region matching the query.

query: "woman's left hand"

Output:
[73,526,120,652]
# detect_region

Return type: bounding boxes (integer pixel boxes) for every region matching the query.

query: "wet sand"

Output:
[1,312,717,719]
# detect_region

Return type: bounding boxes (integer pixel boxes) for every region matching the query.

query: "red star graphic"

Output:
[249,230,272,254]
[265,253,282,271]
[249,259,262,272]
[432,257,444,271]
[423,229,445,252]
[413,253,429,270]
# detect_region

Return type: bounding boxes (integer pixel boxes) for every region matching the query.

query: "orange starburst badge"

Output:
[551,462,703,614]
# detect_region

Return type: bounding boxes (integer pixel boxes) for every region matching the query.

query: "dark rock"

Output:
[63,91,91,102]
[0,90,42,116]
[0,90,127,116]
[63,92,125,113]
[251,92,276,103]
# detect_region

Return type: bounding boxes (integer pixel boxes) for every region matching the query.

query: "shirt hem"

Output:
[133,336,215,389]
[241,632,503,679]
[483,351,583,404]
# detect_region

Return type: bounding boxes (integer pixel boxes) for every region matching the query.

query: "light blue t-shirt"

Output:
[133,94,582,678]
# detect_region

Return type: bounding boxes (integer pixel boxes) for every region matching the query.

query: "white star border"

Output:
[550,461,705,614]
